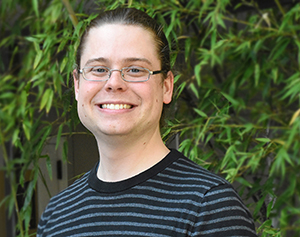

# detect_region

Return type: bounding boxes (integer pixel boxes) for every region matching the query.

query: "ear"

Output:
[73,69,79,101]
[163,71,174,104]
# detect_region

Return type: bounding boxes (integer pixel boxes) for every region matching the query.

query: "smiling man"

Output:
[37,8,257,237]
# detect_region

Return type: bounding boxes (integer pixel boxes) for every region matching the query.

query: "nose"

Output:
[104,69,127,92]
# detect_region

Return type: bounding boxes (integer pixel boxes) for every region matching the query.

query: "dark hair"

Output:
[75,8,171,79]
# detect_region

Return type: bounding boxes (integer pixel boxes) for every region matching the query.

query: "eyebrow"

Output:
[123,57,153,66]
[84,57,153,67]
[84,57,108,67]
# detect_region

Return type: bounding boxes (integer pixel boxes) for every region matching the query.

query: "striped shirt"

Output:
[37,149,257,236]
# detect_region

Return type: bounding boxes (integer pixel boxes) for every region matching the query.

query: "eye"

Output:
[125,67,148,77]
[87,66,109,78]
[129,67,141,73]
[92,67,108,73]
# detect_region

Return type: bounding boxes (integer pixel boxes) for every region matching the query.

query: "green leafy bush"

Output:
[0,0,299,236]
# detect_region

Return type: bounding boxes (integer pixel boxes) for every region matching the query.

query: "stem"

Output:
[0,138,24,237]
[222,15,278,32]
[274,0,286,16]
[11,180,24,237]
[38,167,52,198]
[61,0,78,28]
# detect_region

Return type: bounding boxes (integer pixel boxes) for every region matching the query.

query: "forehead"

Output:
[81,24,159,67]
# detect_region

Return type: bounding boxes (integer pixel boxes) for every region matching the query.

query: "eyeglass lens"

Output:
[83,66,150,82]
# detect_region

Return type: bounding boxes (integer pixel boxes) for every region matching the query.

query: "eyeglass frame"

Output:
[78,66,163,82]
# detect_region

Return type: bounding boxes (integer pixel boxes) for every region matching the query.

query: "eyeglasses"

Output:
[79,66,163,82]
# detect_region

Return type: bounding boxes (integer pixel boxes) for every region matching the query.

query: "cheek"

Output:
[77,82,100,101]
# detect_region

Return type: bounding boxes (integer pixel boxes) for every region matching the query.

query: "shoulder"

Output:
[166,150,257,236]
[49,171,90,206]
[166,150,251,213]
[163,149,230,196]
[37,171,91,235]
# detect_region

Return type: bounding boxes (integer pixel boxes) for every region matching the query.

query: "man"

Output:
[38,8,257,236]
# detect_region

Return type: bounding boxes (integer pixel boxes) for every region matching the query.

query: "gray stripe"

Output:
[45,221,188,236]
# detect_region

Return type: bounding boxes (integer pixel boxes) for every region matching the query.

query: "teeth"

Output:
[101,104,132,110]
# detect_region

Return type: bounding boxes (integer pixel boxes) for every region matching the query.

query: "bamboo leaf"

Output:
[36,126,52,154]
[235,177,253,188]
[256,138,271,143]
[22,120,31,141]
[254,63,260,87]
[221,92,239,107]
[62,140,68,162]
[40,88,52,111]
[185,37,191,63]
[194,63,201,86]
[46,89,54,113]
[194,108,208,118]
[46,155,53,180]
[173,74,181,84]
[270,38,290,61]
[33,50,43,69]
[254,193,268,217]
[60,57,68,73]
[175,81,186,99]
[289,108,300,126]
[32,0,39,17]
[189,83,199,99]
[56,124,63,150]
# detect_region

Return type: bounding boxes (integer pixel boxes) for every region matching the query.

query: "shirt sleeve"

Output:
[191,183,257,237]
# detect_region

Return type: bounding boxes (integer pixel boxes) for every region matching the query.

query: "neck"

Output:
[95,128,169,182]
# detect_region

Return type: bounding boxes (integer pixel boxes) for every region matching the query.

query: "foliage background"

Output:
[0,0,299,236]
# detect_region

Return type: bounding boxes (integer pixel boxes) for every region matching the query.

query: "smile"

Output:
[100,104,133,110]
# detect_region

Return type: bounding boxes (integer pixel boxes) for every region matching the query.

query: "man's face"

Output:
[74,24,173,141]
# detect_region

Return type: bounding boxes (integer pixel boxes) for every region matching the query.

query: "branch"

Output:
[274,0,286,16]
[0,138,24,237]
[61,0,78,28]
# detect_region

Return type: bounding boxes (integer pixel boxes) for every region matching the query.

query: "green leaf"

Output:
[12,128,20,145]
[173,74,181,84]
[40,88,52,112]
[0,35,12,47]
[255,138,271,143]
[270,147,294,176]
[56,124,63,150]
[221,92,239,107]
[267,198,275,218]
[46,155,53,180]
[62,140,68,162]
[205,133,214,145]
[36,126,52,154]
[33,50,43,69]
[189,83,199,99]
[74,21,84,37]
[270,38,290,61]
[60,57,68,73]
[254,193,267,217]
[46,89,54,113]
[254,63,260,87]
[194,108,208,118]
[32,0,39,17]
[235,177,253,188]
[175,81,186,99]
[22,120,32,140]
[194,63,201,86]
[185,38,191,62]
[274,173,296,210]
[295,39,300,69]
[8,193,15,218]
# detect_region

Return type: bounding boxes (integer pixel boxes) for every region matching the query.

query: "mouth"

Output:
[99,103,134,110]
